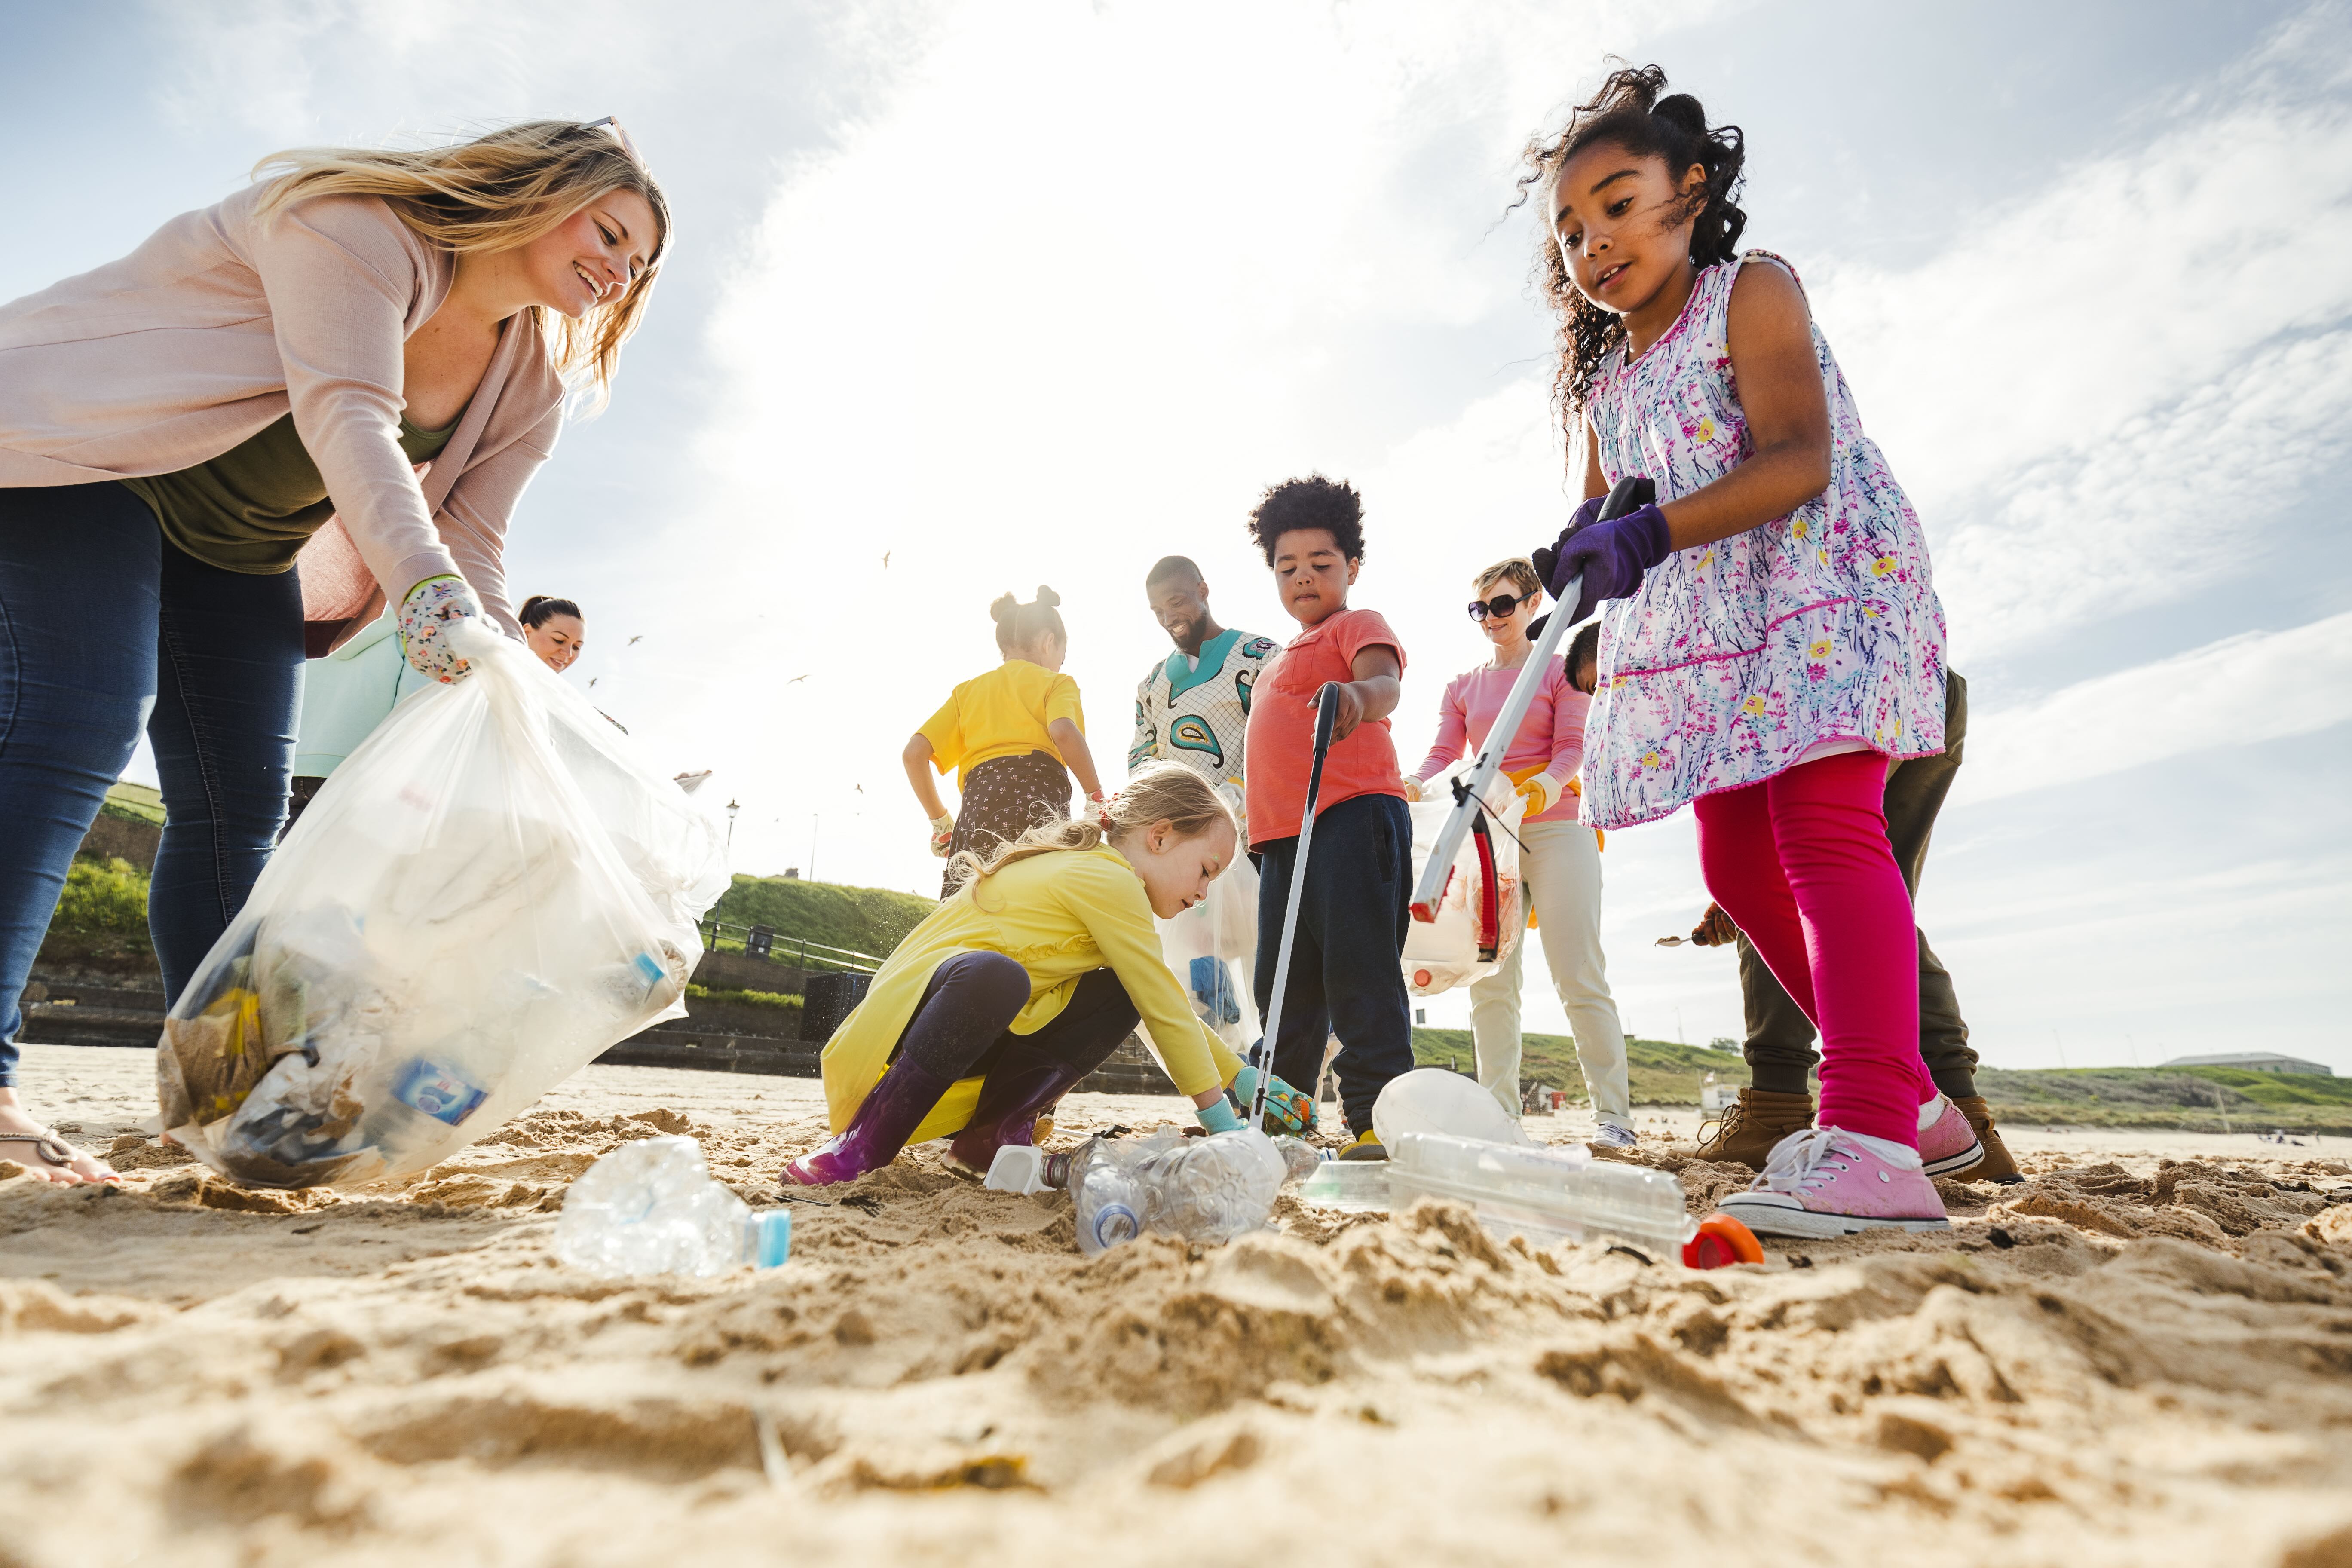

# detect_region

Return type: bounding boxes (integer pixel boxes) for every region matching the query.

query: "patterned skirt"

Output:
[943,750,1072,897]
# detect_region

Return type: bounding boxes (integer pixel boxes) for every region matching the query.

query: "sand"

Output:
[6,1041,2352,1568]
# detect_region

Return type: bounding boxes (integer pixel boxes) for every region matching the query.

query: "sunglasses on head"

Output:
[1468,591,1534,622]
[583,116,642,162]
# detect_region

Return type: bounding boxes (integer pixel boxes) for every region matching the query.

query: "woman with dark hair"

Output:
[903,588,1108,899]
[0,120,668,1182]
[518,594,586,673]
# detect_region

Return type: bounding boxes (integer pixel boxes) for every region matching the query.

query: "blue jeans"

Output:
[0,483,303,1085]
[1250,792,1416,1133]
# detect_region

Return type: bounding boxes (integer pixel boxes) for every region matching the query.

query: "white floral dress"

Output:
[1580,251,1946,830]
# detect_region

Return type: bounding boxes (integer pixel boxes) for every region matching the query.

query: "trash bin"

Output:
[802,971,873,1046]
[746,924,775,958]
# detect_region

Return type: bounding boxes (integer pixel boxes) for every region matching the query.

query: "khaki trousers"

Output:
[1467,817,1631,1127]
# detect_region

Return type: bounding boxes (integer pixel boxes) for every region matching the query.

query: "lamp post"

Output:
[726,798,740,858]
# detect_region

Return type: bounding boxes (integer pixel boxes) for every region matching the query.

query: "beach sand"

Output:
[6,1041,2350,1567]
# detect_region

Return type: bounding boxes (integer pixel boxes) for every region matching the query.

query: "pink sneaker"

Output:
[1915,1094,1985,1177]
[1718,1127,1951,1239]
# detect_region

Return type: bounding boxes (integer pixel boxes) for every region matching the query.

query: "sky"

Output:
[6,0,2347,1073]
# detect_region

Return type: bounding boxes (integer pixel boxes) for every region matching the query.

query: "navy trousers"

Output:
[1250,792,1416,1133]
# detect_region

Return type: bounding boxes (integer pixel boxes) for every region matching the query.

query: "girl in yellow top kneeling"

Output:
[782,766,1312,1187]
[905,586,1108,898]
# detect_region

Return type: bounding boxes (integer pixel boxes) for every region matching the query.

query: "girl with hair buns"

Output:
[1520,65,1972,1236]
[0,118,666,1183]
[784,765,1313,1187]
[903,586,1109,899]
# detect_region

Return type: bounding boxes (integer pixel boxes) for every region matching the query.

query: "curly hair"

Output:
[1515,64,1747,425]
[1245,473,1365,567]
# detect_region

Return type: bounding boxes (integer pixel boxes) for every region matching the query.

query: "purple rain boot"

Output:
[781,1057,957,1187]
[948,1057,1087,1174]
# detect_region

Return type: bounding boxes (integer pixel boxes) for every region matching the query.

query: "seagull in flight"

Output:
[787,674,810,684]
[628,635,643,646]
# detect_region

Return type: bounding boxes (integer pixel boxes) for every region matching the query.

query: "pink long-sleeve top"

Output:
[1411,657,1588,823]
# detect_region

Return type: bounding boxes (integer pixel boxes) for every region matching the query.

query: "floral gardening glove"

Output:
[398,574,484,684]
[1231,1065,1315,1135]
[929,814,956,857]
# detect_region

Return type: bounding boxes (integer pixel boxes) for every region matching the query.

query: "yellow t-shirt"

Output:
[819,845,1243,1139]
[920,659,1085,788]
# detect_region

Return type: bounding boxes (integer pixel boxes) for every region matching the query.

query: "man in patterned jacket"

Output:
[1130,555,1277,792]
[1129,555,1277,1041]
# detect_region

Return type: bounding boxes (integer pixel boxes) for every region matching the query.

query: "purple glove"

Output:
[1537,503,1673,626]
[1529,493,1608,600]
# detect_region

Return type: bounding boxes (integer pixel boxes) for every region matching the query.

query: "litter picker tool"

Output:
[1409,475,1653,925]
[1246,681,1341,1136]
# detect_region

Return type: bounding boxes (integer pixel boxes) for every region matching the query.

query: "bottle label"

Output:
[393,1059,490,1126]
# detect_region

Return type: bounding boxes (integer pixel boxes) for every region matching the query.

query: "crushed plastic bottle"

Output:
[1271,1134,1328,1183]
[554,1136,792,1277]
[1068,1128,1289,1256]
[1386,1130,1694,1256]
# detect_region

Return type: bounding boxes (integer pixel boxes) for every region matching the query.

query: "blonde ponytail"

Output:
[946,765,1234,894]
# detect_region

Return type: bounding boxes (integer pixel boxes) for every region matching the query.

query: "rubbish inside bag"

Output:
[156,619,726,1190]
[1400,764,1525,997]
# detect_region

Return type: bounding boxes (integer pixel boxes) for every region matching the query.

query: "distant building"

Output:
[2160,1051,2334,1077]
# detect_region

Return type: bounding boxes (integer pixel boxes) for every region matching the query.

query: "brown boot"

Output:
[1696,1087,1816,1172]
[1951,1096,2022,1184]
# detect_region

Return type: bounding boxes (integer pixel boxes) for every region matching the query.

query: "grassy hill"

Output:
[1412,1026,2351,1131]
[710,875,935,962]
[1414,1028,1744,1105]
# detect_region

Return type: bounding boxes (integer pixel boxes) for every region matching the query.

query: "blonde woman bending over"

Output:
[1404,557,1632,1145]
[783,766,1315,1187]
[0,120,667,1182]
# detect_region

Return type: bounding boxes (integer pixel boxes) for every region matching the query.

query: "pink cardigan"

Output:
[1411,657,1589,824]
[0,184,564,649]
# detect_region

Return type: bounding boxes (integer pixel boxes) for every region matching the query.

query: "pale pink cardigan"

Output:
[0,184,564,649]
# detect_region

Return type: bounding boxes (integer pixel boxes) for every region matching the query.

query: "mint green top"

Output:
[121,410,461,573]
[291,611,432,779]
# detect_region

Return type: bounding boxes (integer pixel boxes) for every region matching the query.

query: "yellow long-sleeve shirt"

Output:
[820,844,1244,1140]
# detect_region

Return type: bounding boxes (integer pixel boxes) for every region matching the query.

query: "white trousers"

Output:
[1467,817,1630,1127]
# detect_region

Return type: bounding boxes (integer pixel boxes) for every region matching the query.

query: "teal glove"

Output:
[398,574,484,684]
[1232,1066,1314,1135]
[1194,1096,1243,1134]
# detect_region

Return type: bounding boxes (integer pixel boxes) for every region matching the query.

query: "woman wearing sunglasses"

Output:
[1402,557,1632,1145]
[0,120,666,1183]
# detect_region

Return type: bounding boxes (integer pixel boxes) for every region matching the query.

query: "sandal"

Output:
[0,1129,120,1185]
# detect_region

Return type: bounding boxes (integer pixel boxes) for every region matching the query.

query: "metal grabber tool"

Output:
[1246,681,1341,1136]
[1408,474,1653,925]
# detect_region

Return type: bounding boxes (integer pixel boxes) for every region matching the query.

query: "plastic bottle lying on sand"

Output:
[1065,1129,1290,1256]
[555,1136,793,1277]
[1386,1130,1694,1257]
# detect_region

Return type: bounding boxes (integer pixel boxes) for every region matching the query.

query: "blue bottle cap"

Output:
[752,1209,793,1268]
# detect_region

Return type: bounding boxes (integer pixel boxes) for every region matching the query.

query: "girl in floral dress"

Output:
[1521,65,1983,1236]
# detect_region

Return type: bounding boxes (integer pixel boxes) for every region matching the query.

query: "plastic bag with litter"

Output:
[1139,781,1261,1061]
[156,619,730,1189]
[1401,763,1525,997]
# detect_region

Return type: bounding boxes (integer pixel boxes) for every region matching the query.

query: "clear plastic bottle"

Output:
[1386,1130,1693,1256]
[554,1135,793,1277]
[1068,1129,1289,1256]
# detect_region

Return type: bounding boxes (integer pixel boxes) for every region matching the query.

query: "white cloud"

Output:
[1810,6,2352,663]
[1956,610,2352,804]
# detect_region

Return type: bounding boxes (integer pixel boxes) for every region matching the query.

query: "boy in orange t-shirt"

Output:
[1240,475,1414,1158]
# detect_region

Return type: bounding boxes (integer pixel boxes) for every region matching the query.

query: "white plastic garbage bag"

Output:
[1139,781,1261,1066]
[1401,764,1525,998]
[157,619,730,1189]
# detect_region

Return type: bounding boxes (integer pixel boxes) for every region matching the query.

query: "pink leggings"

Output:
[1693,750,1931,1146]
